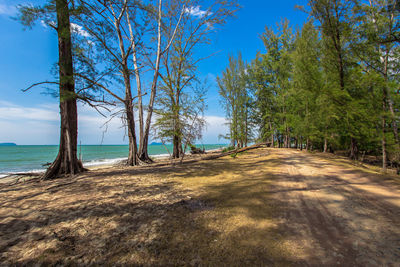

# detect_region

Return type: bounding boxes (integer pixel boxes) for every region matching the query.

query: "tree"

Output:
[136,0,185,162]
[75,0,142,165]
[18,0,86,179]
[74,0,184,165]
[290,20,325,151]
[308,0,361,158]
[247,20,294,148]
[352,0,400,170]
[218,53,253,148]
[153,80,207,158]
[155,0,238,158]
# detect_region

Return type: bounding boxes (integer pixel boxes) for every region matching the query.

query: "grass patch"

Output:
[222,146,236,153]
[0,148,293,265]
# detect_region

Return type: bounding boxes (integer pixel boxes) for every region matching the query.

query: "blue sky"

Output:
[0,0,307,145]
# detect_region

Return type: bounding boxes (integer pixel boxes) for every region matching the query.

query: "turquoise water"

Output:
[0,144,226,177]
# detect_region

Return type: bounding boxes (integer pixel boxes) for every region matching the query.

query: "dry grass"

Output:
[1,148,399,265]
[0,148,292,265]
[310,150,400,185]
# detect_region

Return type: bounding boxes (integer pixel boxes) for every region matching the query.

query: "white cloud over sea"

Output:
[0,101,228,145]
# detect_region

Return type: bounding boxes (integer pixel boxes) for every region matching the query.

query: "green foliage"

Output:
[217,53,254,148]
[218,0,400,169]
[222,146,236,153]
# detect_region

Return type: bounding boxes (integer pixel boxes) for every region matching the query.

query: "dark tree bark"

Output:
[172,106,182,159]
[271,133,275,148]
[349,137,358,160]
[382,100,387,171]
[382,57,389,171]
[124,86,138,166]
[172,134,182,159]
[269,121,274,147]
[43,0,85,180]
[300,136,303,151]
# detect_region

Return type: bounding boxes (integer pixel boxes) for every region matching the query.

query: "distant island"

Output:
[149,142,163,145]
[0,143,17,146]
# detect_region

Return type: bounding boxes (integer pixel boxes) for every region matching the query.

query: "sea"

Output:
[0,144,226,178]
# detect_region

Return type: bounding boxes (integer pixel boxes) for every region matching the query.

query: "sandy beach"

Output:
[0,148,224,185]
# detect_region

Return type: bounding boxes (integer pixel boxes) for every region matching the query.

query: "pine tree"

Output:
[19,0,86,179]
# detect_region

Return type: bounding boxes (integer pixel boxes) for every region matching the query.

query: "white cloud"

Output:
[40,20,47,28]
[205,22,214,30]
[40,19,56,29]
[0,101,123,145]
[0,101,59,121]
[202,115,229,143]
[39,21,91,39]
[71,23,91,38]
[184,6,211,18]
[0,3,17,16]
[0,100,228,145]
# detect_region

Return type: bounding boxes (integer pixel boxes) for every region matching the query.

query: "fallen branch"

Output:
[201,143,267,161]
[146,143,268,168]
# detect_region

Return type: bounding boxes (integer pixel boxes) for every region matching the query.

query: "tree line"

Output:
[218,0,400,172]
[18,0,238,179]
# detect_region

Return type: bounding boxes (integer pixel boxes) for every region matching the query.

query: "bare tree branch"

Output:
[22,81,59,92]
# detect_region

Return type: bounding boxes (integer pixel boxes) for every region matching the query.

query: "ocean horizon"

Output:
[0,144,227,178]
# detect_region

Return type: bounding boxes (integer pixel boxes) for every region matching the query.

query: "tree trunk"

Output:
[349,138,358,160]
[306,138,309,151]
[126,10,144,163]
[300,136,303,151]
[113,3,139,166]
[271,133,274,147]
[121,52,138,166]
[269,120,274,147]
[172,120,182,159]
[125,100,138,166]
[382,114,387,172]
[295,136,298,149]
[382,72,388,171]
[323,137,328,153]
[172,134,181,158]
[138,0,163,163]
[43,0,85,180]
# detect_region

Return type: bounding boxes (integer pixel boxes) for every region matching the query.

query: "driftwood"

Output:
[152,143,268,167]
[202,143,267,161]
[190,146,206,154]
[167,143,268,166]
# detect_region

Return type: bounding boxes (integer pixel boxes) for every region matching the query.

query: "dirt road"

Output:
[267,149,400,266]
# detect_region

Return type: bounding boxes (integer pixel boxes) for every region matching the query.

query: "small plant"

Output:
[222,146,236,153]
